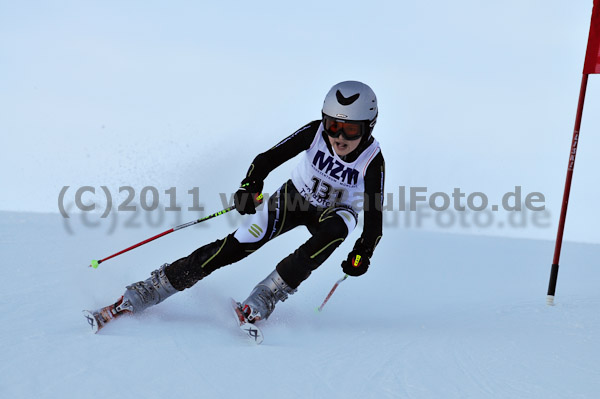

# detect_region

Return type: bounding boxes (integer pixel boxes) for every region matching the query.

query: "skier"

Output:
[91,80,385,329]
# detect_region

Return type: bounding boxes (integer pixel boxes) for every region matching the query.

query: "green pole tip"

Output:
[91,260,99,269]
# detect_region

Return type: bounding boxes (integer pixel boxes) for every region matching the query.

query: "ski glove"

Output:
[234,177,264,215]
[341,248,370,277]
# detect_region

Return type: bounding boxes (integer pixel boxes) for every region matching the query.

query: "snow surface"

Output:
[1,210,599,399]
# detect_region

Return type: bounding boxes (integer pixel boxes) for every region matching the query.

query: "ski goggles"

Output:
[322,115,366,141]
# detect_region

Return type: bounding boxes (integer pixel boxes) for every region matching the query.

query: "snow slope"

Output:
[1,210,599,399]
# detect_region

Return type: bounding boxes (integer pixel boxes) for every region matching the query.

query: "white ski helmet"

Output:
[322,81,378,139]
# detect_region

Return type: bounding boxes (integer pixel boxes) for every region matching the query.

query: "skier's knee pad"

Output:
[234,202,270,244]
[317,206,358,238]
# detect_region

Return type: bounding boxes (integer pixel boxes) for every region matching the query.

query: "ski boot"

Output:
[118,263,178,314]
[240,269,296,323]
[84,263,178,333]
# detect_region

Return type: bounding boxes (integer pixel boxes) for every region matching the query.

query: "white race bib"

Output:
[291,123,380,211]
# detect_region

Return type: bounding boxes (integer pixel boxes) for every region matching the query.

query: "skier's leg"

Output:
[124,184,298,315]
[119,181,302,316]
[164,192,283,291]
[241,206,357,321]
[276,206,358,288]
[113,234,265,315]
[164,232,258,291]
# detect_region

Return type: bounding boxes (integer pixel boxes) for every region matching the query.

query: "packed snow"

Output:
[1,210,598,398]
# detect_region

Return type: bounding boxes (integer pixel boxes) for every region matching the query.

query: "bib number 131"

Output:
[311,177,345,204]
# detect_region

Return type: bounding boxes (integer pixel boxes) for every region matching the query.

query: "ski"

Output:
[83,296,131,333]
[230,298,264,345]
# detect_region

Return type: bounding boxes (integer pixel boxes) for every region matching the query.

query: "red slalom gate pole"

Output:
[547,74,589,305]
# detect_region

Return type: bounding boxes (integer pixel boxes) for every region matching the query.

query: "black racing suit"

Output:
[165,120,385,291]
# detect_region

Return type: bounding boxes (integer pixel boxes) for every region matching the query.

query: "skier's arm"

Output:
[245,120,321,181]
[359,151,385,255]
[342,151,385,276]
[234,120,320,215]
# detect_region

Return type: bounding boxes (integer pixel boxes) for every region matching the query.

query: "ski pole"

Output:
[89,194,263,269]
[316,274,348,312]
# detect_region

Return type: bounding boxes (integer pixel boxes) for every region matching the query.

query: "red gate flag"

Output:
[584,0,600,73]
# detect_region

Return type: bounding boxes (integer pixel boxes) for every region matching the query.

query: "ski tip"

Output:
[240,323,264,345]
[230,298,264,345]
[82,310,99,334]
[90,260,99,269]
